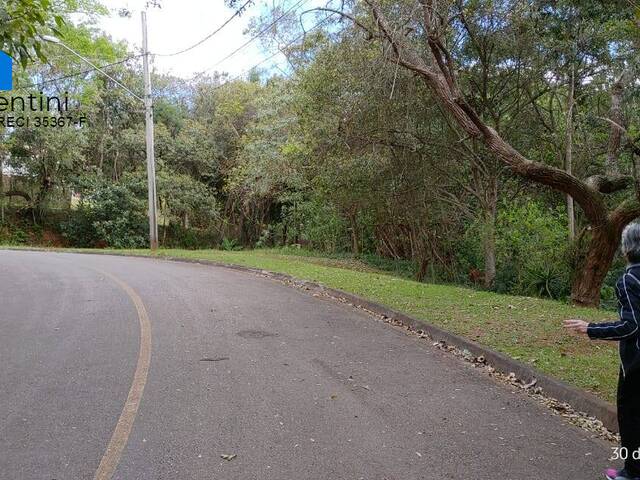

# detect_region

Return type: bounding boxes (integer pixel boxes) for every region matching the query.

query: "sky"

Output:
[95,0,281,79]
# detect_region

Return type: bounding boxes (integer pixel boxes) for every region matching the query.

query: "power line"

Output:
[154,0,253,57]
[16,0,311,91]
[211,13,339,90]
[14,56,142,90]
[12,8,338,93]
[12,0,254,90]
[202,0,310,74]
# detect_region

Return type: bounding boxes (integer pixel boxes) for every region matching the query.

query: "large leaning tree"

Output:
[322,0,640,306]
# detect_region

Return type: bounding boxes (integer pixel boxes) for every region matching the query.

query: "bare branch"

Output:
[309,7,379,39]
[354,0,610,225]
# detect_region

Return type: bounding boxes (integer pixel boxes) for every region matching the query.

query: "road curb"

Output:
[3,248,619,432]
[321,287,618,432]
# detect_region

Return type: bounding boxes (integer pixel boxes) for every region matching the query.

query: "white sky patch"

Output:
[96,0,279,79]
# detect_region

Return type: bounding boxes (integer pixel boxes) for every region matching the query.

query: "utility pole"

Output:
[142,11,159,250]
[42,28,158,250]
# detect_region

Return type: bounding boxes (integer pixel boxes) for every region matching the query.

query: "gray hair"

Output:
[622,223,640,261]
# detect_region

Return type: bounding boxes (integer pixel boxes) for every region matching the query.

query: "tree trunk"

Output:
[416,257,429,282]
[570,225,619,306]
[481,173,498,288]
[565,64,576,240]
[606,76,624,175]
[162,205,168,246]
[348,213,360,256]
[482,208,497,288]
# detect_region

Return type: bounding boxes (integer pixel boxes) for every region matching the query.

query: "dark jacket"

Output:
[588,264,640,377]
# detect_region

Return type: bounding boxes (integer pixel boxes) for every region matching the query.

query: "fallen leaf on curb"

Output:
[221,454,237,461]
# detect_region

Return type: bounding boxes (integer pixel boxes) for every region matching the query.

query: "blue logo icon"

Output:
[0,51,12,91]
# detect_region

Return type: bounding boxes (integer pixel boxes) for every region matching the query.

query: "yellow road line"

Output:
[93,271,152,480]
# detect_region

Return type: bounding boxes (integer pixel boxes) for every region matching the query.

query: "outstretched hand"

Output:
[563,319,589,335]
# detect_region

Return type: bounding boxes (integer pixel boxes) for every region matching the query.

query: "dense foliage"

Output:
[1,0,639,305]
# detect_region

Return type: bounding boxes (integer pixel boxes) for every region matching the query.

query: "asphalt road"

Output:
[0,250,614,479]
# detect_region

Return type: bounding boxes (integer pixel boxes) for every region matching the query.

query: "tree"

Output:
[8,120,87,217]
[0,0,63,66]
[0,0,105,66]
[330,0,639,306]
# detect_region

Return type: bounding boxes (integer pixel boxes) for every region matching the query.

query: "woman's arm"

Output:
[584,273,640,340]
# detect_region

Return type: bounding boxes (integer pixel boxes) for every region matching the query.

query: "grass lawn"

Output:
[8,246,621,403]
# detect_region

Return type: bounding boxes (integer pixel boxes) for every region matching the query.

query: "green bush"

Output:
[0,226,29,245]
[221,237,242,251]
[255,226,274,248]
[494,200,571,299]
[61,178,148,248]
[0,212,41,245]
[161,223,220,249]
[282,197,350,252]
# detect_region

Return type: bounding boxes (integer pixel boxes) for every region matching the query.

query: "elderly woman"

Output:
[565,223,640,480]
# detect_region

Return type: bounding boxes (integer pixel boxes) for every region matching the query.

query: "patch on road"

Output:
[237,329,277,339]
[200,356,230,362]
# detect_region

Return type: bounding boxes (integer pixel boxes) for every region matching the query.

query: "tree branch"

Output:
[358,0,609,225]
[4,190,31,202]
[584,174,633,194]
[310,7,379,39]
[610,197,640,232]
